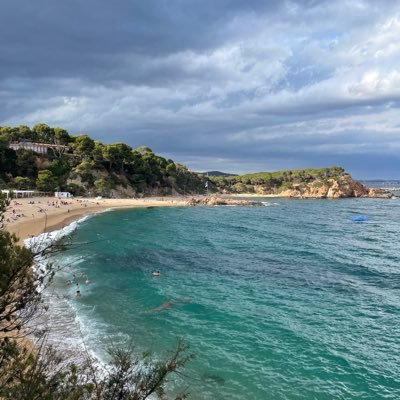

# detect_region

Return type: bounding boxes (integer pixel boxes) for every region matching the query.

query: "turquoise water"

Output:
[52,199,400,399]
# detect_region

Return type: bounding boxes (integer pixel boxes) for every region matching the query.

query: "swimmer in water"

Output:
[151,271,161,276]
[76,290,81,297]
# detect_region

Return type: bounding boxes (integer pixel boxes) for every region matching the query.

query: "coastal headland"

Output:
[210,169,394,199]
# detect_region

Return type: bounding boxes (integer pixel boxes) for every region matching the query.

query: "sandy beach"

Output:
[2,196,188,346]
[5,196,188,244]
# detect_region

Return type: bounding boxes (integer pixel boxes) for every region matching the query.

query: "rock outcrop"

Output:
[367,188,393,199]
[249,175,393,199]
[186,197,262,206]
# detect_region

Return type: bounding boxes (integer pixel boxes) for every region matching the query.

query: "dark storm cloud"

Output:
[1,0,400,178]
[0,0,283,82]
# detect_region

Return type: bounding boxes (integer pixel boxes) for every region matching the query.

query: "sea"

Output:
[362,180,400,196]
[32,189,400,399]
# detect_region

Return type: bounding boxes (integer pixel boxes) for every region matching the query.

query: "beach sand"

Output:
[5,196,188,244]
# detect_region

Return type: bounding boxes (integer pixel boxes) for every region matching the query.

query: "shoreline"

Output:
[221,193,282,198]
[2,196,189,354]
[5,196,189,244]
[7,193,396,244]
[223,192,397,199]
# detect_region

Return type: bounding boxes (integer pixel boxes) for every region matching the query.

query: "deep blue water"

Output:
[50,198,400,399]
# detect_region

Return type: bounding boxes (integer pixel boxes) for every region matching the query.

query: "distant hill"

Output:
[206,166,391,198]
[202,171,238,177]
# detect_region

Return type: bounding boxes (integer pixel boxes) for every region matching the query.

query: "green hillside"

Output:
[0,124,351,197]
[0,124,207,196]
[201,171,238,177]
[209,166,347,193]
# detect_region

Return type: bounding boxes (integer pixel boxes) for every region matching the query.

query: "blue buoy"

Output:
[352,216,368,222]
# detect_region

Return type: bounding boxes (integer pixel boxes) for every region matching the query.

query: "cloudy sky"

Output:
[1,0,400,178]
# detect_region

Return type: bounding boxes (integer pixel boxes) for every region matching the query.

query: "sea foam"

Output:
[261,201,280,206]
[24,214,108,367]
[24,214,91,251]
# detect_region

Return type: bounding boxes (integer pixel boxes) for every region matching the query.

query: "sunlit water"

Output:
[46,198,400,399]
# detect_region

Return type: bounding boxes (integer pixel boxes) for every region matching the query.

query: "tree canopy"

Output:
[0,124,207,196]
[0,123,347,197]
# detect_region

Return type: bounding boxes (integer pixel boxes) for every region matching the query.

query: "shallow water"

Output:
[49,198,400,399]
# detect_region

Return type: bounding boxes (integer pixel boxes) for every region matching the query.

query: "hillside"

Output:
[0,124,392,199]
[209,167,392,198]
[201,171,238,177]
[0,124,207,197]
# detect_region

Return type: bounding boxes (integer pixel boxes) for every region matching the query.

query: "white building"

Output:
[54,192,73,198]
[9,141,68,155]
[1,189,38,198]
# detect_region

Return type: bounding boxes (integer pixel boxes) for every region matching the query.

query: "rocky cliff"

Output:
[210,167,396,199]
[252,175,393,198]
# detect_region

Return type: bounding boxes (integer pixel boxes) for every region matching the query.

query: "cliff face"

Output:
[247,175,392,199]
[66,164,205,198]
[211,167,395,199]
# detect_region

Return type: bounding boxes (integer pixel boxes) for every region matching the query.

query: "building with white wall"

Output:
[54,192,73,198]
[9,141,68,154]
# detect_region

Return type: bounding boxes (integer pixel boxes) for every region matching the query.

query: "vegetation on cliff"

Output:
[207,167,391,198]
[0,124,206,197]
[209,167,345,193]
[1,124,387,199]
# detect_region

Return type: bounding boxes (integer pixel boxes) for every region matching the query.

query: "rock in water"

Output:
[186,197,262,206]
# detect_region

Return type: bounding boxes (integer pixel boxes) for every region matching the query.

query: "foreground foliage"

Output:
[0,338,191,400]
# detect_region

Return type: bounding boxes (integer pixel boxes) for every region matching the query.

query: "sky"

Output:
[1,0,400,178]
